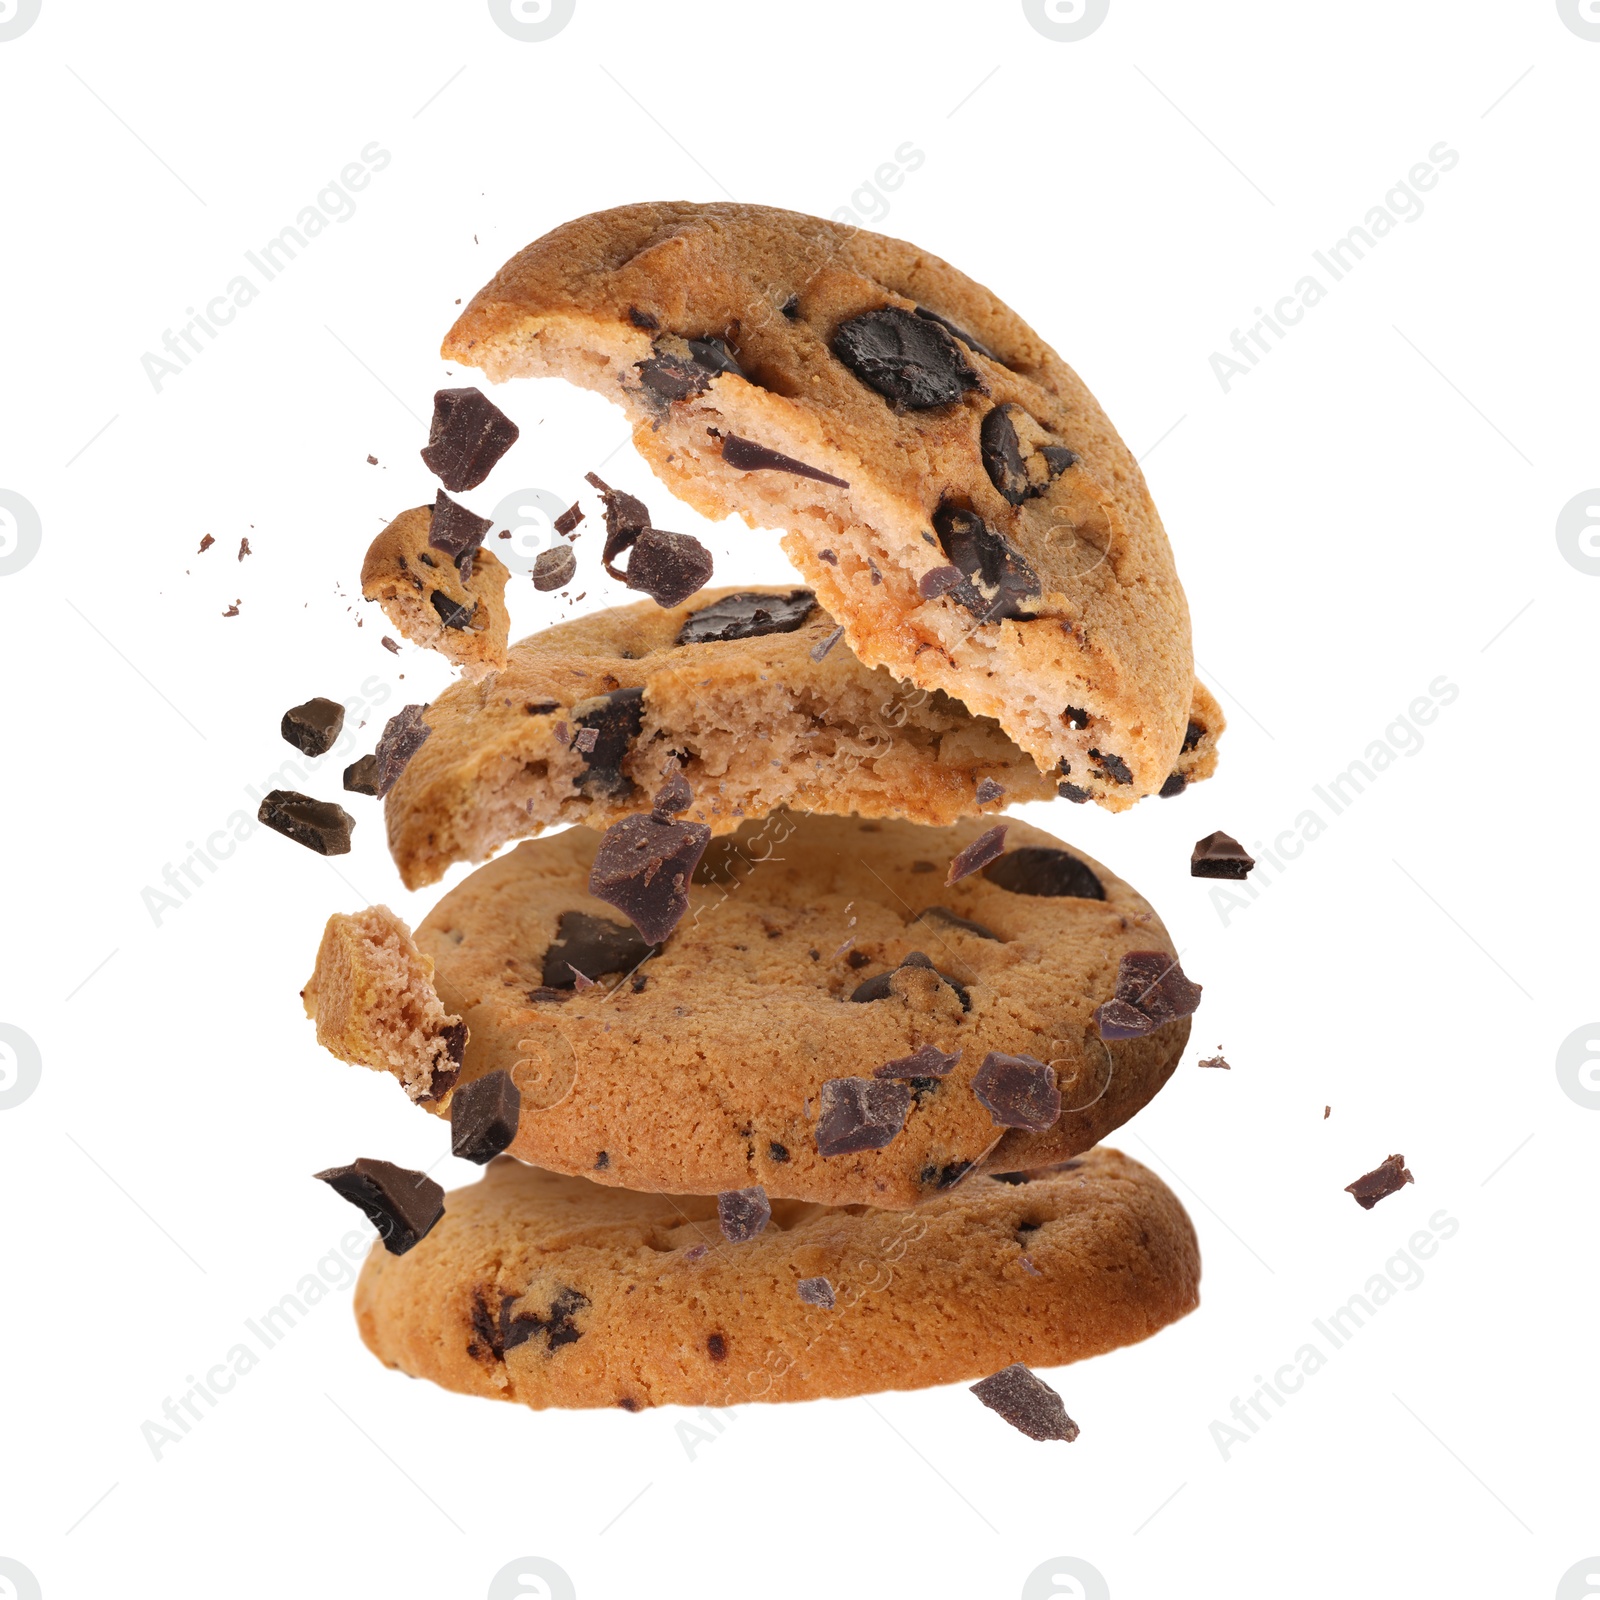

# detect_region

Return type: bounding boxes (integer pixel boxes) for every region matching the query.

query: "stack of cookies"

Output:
[301,204,1221,1433]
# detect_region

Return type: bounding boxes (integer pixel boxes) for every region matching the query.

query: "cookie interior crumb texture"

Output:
[352,1145,1200,1410]
[442,202,1208,806]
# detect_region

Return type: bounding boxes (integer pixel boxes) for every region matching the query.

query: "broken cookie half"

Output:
[442,201,1207,806]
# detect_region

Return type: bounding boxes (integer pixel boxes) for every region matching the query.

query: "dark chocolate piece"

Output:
[768,1141,790,1162]
[984,847,1105,901]
[970,1363,1079,1442]
[653,771,693,816]
[1182,719,1205,754]
[815,1076,913,1157]
[979,402,1076,505]
[921,1159,978,1191]
[913,304,1003,363]
[677,588,816,645]
[314,1158,443,1255]
[588,811,712,943]
[1159,772,1187,799]
[918,564,965,599]
[532,544,576,592]
[430,590,476,630]
[947,824,1007,885]
[258,790,354,855]
[1057,781,1092,804]
[573,727,599,754]
[281,696,345,757]
[541,910,657,988]
[933,504,1040,622]
[1199,1055,1230,1069]
[975,778,1004,805]
[1346,1154,1414,1210]
[373,704,431,797]
[717,1185,771,1243]
[715,429,850,488]
[780,294,801,319]
[796,1276,836,1309]
[420,387,520,492]
[238,537,252,560]
[343,753,380,795]
[627,305,659,330]
[909,906,1000,941]
[875,1043,962,1080]
[636,335,745,402]
[554,501,584,536]
[706,1332,728,1360]
[810,625,845,662]
[1094,950,1203,1040]
[1191,830,1256,879]
[198,533,214,553]
[622,526,714,607]
[584,471,652,578]
[380,635,400,654]
[450,1071,521,1163]
[1088,748,1134,786]
[850,950,970,1011]
[971,1053,1060,1131]
[570,686,644,800]
[476,1285,590,1357]
[831,307,980,408]
[428,488,492,562]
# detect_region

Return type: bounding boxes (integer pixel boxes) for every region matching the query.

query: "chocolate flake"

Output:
[831,307,980,408]
[970,1363,1079,1442]
[984,847,1105,901]
[571,686,644,800]
[933,504,1040,623]
[717,1185,771,1243]
[421,387,519,492]
[677,588,816,645]
[573,727,599,754]
[315,1158,443,1255]
[380,635,400,654]
[797,1276,836,1309]
[622,526,714,607]
[909,906,1000,941]
[258,790,354,855]
[428,488,492,563]
[947,824,1007,885]
[373,704,431,797]
[430,589,476,630]
[554,501,584,536]
[810,625,845,662]
[815,1076,913,1157]
[1191,830,1256,879]
[533,544,576,591]
[975,778,1004,805]
[588,811,712,943]
[541,911,657,988]
[451,1071,521,1163]
[714,429,850,488]
[876,1043,962,1080]
[1346,1154,1413,1210]
[1095,950,1203,1040]
[850,950,969,1010]
[972,1053,1060,1131]
[281,696,345,757]
[343,753,380,795]
[1057,781,1092,804]
[979,402,1077,505]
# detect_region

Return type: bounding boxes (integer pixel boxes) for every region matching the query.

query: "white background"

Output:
[2,2,1596,1597]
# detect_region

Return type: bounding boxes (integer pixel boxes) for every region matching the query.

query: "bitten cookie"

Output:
[353,1145,1200,1410]
[443,202,1199,805]
[381,583,1223,890]
[309,813,1196,1207]
[361,506,511,679]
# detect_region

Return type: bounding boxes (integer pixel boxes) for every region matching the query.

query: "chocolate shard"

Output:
[430,589,476,630]
[1095,950,1203,1040]
[541,910,658,988]
[314,1158,444,1256]
[831,307,980,408]
[427,488,493,563]
[343,753,381,795]
[947,824,1008,885]
[636,334,745,403]
[970,1363,1079,1442]
[570,686,644,801]
[933,504,1040,623]
[979,402,1077,505]
[1191,830,1256,879]
[373,704,431,797]
[622,526,714,608]
[850,950,970,1011]
[810,625,845,662]
[554,501,584,536]
[420,387,520,492]
[984,846,1105,901]
[815,1076,913,1157]
[909,906,1000,941]
[532,544,576,591]
[676,588,816,645]
[588,812,712,944]
[258,790,354,855]
[451,1070,521,1164]
[971,1053,1061,1131]
[717,1185,771,1243]
[1346,1154,1414,1210]
[584,472,652,578]
[653,770,693,816]
[876,1043,962,1080]
[281,696,345,757]
[714,429,850,488]
[975,778,1004,805]
[796,1276,836,1309]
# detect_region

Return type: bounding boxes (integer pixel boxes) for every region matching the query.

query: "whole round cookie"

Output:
[443,202,1200,805]
[353,1146,1200,1410]
[383,582,1225,889]
[395,812,1197,1208]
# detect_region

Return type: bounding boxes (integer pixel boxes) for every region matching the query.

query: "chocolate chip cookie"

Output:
[442,202,1202,803]
[353,1145,1200,1410]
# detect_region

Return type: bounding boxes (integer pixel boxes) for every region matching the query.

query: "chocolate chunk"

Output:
[714,429,850,488]
[768,1141,790,1162]
[1182,719,1205,754]
[583,472,652,577]
[488,1285,589,1355]
[780,294,801,319]
[367,454,378,465]
[1199,1054,1230,1069]
[676,588,816,645]
[343,753,380,795]
[541,910,657,988]
[972,1053,1060,1131]
[281,696,345,757]
[430,589,476,630]
[1159,771,1187,798]
[831,307,980,408]
[451,1071,521,1163]
[975,778,1004,805]
[876,1043,962,1080]
[636,334,745,402]
[627,305,659,330]
[1093,999,1151,1039]
[717,1185,771,1243]
[970,1363,1079,1442]
[850,950,970,1010]
[653,770,693,816]
[595,1151,610,1168]
[1057,781,1092,804]
[1191,830,1256,879]
[797,1276,836,1309]
[533,544,576,591]
[1346,1154,1413,1210]
[420,387,520,492]
[258,790,354,855]
[979,402,1077,505]
[984,847,1105,900]
[427,488,492,562]
[918,564,965,599]
[621,526,714,607]
[1095,950,1203,1040]
[1088,749,1133,787]
[525,700,559,715]
[571,686,644,800]
[380,635,400,654]
[573,726,599,754]
[815,1076,913,1157]
[706,1332,728,1360]
[933,504,1040,622]
[314,1158,443,1256]
[588,811,712,943]
[914,304,1002,363]
[909,906,1000,941]
[554,501,584,537]
[921,1160,978,1191]
[947,824,1008,885]
[373,704,431,797]
[810,625,845,662]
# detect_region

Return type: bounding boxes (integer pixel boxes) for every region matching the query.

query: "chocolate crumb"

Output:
[717,1185,771,1243]
[222,602,240,617]
[1346,1154,1413,1210]
[281,696,345,757]
[1324,1106,1331,1119]
[451,1071,520,1163]
[314,1158,443,1255]
[1199,1054,1230,1070]
[1191,831,1255,879]
[706,1332,728,1361]
[797,1276,836,1309]
[366,454,378,465]
[573,726,599,754]
[684,1244,708,1263]
[970,1363,1079,1442]
[198,533,214,553]
[595,1151,610,1169]
[258,791,353,855]
[948,824,1007,885]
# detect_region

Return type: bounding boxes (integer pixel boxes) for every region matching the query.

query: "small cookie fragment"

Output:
[796,1276,836,1309]
[451,1071,522,1164]
[343,753,381,795]
[876,1044,961,1080]
[373,704,431,798]
[533,544,576,591]
[281,696,345,757]
[1346,1154,1413,1210]
[420,387,519,492]
[588,811,712,943]
[1191,831,1255,879]
[717,1185,771,1243]
[947,824,1007,885]
[969,1364,1079,1442]
[815,1076,912,1157]
[258,790,353,855]
[971,1053,1060,1131]
[428,489,493,564]
[1095,951,1203,1041]
[315,1158,444,1256]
